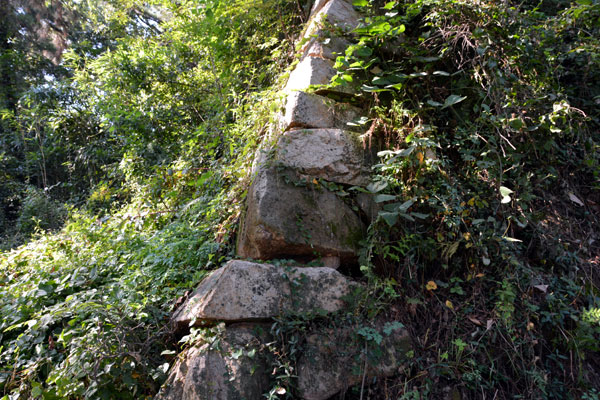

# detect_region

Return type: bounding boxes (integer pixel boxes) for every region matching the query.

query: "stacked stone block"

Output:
[157,1,411,399]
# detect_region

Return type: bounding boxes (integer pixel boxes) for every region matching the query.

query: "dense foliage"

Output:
[0,0,305,397]
[328,0,600,397]
[1,0,599,399]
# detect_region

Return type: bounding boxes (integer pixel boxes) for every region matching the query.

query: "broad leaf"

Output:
[366,181,388,193]
[374,194,397,203]
[379,211,399,226]
[442,94,467,109]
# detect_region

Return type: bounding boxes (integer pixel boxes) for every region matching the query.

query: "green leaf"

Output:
[31,382,43,397]
[379,211,399,227]
[427,100,443,107]
[400,212,415,221]
[354,46,373,57]
[361,84,390,93]
[358,21,392,35]
[366,181,388,193]
[374,194,396,203]
[383,321,404,335]
[500,186,513,197]
[372,76,391,85]
[385,83,403,90]
[231,348,243,360]
[442,94,467,109]
[352,0,369,6]
[411,212,429,219]
[378,146,415,159]
[382,1,397,9]
[397,199,415,212]
[508,118,524,130]
[500,186,513,203]
[412,56,439,62]
[356,326,383,344]
[393,24,406,34]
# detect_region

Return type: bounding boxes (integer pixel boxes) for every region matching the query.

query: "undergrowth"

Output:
[2,0,599,399]
[324,0,600,398]
[0,0,305,398]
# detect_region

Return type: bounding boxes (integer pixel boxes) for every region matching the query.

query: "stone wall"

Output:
[157,1,412,399]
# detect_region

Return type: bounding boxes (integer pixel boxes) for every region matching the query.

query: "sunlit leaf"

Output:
[499,186,513,203]
[366,181,388,193]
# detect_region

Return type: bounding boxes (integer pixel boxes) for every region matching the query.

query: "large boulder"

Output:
[172,260,359,328]
[236,166,365,262]
[297,322,412,400]
[156,323,271,400]
[276,128,370,186]
[283,92,361,131]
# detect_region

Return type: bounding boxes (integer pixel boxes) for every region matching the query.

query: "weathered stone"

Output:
[285,56,355,94]
[297,322,412,400]
[310,0,330,17]
[283,92,361,130]
[156,323,271,400]
[305,0,360,37]
[302,36,350,61]
[172,260,359,328]
[286,57,334,91]
[275,128,370,186]
[356,192,380,223]
[320,256,340,269]
[236,166,365,262]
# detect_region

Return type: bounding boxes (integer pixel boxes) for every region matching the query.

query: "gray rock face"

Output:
[320,255,340,269]
[310,0,330,17]
[156,324,271,400]
[285,56,337,92]
[236,166,365,262]
[297,322,412,400]
[276,128,370,186]
[305,0,360,36]
[302,36,350,61]
[356,192,380,223]
[283,92,360,130]
[285,56,356,95]
[172,260,359,328]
